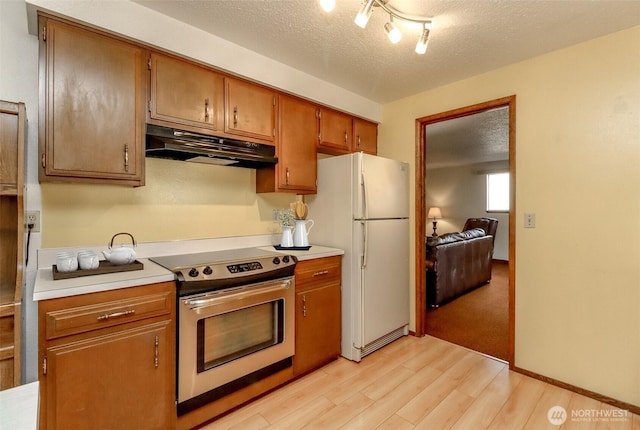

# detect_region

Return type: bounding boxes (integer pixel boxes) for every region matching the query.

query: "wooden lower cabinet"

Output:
[38,282,176,430]
[293,256,342,376]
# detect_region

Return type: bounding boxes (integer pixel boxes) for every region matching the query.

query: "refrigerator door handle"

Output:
[361,171,368,220]
[361,220,368,268]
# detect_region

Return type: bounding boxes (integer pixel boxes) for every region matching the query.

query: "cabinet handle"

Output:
[302,294,307,317]
[204,98,210,123]
[154,335,159,368]
[233,106,238,128]
[124,144,129,172]
[286,167,290,185]
[41,153,46,168]
[358,136,361,147]
[313,270,329,277]
[344,131,348,144]
[96,309,135,321]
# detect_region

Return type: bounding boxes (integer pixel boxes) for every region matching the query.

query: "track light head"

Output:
[384,18,402,44]
[354,0,375,28]
[415,24,431,54]
[319,0,335,13]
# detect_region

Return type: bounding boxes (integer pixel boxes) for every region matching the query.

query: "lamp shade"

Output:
[427,207,442,219]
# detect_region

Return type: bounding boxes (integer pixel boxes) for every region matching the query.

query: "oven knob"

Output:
[188,268,199,278]
[203,266,213,275]
[272,257,280,265]
[282,255,290,263]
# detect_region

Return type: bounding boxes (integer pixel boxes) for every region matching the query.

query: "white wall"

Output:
[380,26,640,407]
[426,161,509,261]
[0,0,41,384]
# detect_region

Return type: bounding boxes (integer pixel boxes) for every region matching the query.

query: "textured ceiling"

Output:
[425,107,509,168]
[132,0,640,104]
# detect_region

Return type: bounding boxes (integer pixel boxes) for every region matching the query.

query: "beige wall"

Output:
[379,26,640,406]
[426,161,510,261]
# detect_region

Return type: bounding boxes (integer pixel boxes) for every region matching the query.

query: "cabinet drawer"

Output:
[45,291,172,340]
[295,256,341,289]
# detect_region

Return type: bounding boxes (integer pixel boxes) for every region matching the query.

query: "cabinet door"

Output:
[225,78,276,142]
[149,53,224,131]
[353,118,378,155]
[40,19,146,186]
[258,95,317,193]
[318,108,352,154]
[45,321,174,429]
[0,101,25,194]
[294,283,341,376]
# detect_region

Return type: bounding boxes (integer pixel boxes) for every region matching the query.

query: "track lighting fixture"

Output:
[325,0,433,55]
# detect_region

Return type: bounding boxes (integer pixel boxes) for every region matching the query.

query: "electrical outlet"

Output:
[524,212,536,228]
[26,211,41,233]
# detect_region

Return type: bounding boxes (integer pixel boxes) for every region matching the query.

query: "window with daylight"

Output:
[486,172,509,212]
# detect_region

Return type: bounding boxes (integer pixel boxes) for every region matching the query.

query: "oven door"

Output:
[178,276,294,407]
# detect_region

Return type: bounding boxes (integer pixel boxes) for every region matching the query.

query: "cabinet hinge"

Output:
[43,357,47,375]
[42,26,46,42]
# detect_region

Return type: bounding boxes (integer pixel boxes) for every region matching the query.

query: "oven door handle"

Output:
[183,279,292,308]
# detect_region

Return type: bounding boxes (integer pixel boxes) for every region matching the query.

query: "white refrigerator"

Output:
[307,152,410,362]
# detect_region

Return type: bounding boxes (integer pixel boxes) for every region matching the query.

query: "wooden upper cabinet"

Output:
[39,17,146,186]
[0,101,25,195]
[257,95,317,194]
[353,118,378,155]
[225,77,276,143]
[318,108,352,154]
[149,53,224,132]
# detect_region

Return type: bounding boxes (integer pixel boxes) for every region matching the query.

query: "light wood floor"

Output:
[200,335,639,430]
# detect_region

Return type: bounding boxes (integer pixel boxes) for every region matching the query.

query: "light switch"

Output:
[524,213,536,228]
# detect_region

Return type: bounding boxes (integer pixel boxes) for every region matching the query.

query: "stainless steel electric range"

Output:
[150,247,297,415]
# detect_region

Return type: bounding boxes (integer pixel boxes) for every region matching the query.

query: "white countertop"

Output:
[0,381,39,429]
[34,242,343,301]
[33,258,174,301]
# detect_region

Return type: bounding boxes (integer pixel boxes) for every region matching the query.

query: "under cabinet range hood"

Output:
[145,124,277,168]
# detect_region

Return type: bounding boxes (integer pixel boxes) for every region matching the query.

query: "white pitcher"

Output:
[281,226,295,248]
[293,219,314,247]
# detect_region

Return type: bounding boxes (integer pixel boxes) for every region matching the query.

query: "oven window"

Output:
[197,300,284,372]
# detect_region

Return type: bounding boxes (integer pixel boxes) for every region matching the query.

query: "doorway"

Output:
[414,96,516,366]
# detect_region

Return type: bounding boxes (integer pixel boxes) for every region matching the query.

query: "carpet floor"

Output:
[425,261,509,361]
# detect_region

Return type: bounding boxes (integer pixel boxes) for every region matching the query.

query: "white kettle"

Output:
[293,219,314,247]
[102,232,137,265]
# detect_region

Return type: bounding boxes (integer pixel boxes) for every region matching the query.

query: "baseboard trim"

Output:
[512,366,640,416]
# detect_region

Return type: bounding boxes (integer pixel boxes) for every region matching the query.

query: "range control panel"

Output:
[177,254,296,282]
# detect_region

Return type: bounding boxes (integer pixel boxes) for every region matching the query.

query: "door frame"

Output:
[414,95,516,366]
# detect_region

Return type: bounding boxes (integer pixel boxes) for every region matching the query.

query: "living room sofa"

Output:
[426,218,498,307]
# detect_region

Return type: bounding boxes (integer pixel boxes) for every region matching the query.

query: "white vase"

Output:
[281,226,295,247]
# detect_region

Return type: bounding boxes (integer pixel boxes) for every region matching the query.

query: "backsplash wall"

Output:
[41,158,294,247]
